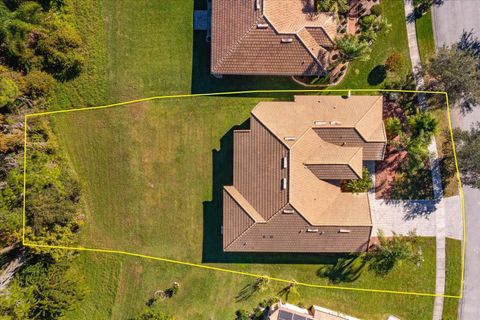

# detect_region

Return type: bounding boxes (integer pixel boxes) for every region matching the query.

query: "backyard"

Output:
[36,0,460,319]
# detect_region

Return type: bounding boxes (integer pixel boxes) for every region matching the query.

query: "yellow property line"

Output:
[22,89,466,300]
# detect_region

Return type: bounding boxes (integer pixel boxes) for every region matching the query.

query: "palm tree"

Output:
[407,112,438,142]
[335,35,371,62]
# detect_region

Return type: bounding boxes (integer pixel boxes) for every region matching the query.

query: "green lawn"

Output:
[442,239,462,320]
[50,98,437,320]
[39,0,443,319]
[415,11,436,65]
[335,0,412,89]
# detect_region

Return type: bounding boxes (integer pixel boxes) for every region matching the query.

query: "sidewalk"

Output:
[403,1,446,319]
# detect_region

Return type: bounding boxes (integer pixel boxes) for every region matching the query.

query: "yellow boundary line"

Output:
[22,89,465,300]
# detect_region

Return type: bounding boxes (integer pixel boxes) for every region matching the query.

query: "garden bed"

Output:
[375,97,434,200]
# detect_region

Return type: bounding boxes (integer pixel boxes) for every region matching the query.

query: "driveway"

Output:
[433,1,480,319]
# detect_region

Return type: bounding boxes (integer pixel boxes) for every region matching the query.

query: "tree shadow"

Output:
[367,65,387,86]
[401,199,440,220]
[235,281,258,302]
[201,122,350,265]
[458,30,480,59]
[406,0,445,23]
[316,255,366,284]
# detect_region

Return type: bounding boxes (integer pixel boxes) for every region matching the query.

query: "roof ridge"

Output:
[354,96,383,140]
[224,186,266,223]
[213,16,265,70]
[296,28,325,68]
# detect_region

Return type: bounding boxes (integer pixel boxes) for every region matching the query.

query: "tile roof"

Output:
[211,0,338,75]
[223,95,386,252]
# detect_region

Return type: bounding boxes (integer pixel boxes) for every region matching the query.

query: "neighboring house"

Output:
[211,0,337,76]
[268,301,360,320]
[223,95,386,253]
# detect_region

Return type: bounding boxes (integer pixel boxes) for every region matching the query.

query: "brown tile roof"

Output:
[223,95,386,252]
[211,0,338,75]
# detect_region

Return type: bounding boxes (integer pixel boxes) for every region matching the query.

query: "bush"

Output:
[359,15,376,30]
[385,52,404,72]
[385,117,402,138]
[0,76,19,108]
[235,309,249,320]
[370,4,382,16]
[25,70,55,98]
[345,167,373,193]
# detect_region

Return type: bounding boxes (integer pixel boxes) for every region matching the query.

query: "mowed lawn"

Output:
[52,97,437,320]
[43,0,442,319]
[334,0,412,89]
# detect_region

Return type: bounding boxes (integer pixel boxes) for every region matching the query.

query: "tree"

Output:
[407,112,438,141]
[385,117,402,139]
[316,0,336,12]
[16,261,86,319]
[336,35,371,62]
[367,230,421,275]
[403,135,429,174]
[0,280,35,319]
[385,52,404,72]
[345,167,373,193]
[0,76,19,108]
[453,125,480,188]
[130,309,175,320]
[423,45,480,112]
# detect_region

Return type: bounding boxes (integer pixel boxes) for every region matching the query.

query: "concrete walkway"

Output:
[403,2,446,319]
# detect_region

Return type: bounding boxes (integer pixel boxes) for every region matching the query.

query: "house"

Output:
[211,0,338,76]
[268,301,360,320]
[222,95,386,253]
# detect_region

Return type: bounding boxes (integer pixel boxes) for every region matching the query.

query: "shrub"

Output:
[385,52,404,72]
[345,167,373,193]
[370,4,382,16]
[359,15,376,30]
[385,117,402,138]
[25,70,55,98]
[235,309,249,320]
[0,76,19,108]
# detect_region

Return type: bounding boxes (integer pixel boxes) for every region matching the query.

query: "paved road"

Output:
[433,2,480,319]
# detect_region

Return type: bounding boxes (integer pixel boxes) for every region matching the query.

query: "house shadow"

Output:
[201,121,353,265]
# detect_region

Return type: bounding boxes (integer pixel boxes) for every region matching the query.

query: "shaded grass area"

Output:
[334,0,412,89]
[415,11,435,64]
[431,103,460,197]
[442,238,462,320]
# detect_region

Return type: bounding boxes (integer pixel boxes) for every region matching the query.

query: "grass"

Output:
[442,239,462,320]
[36,0,445,318]
[415,10,436,65]
[431,104,460,197]
[44,97,439,319]
[334,0,412,89]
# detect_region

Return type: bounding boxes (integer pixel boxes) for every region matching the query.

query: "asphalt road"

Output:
[432,1,480,319]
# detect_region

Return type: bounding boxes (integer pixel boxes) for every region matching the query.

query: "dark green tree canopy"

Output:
[453,125,480,189]
[423,45,480,112]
